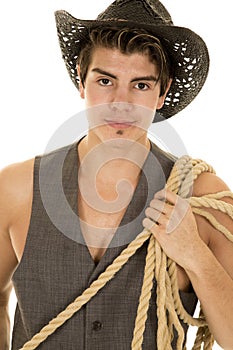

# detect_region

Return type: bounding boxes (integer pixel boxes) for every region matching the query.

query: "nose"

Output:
[109,87,133,112]
[109,101,134,113]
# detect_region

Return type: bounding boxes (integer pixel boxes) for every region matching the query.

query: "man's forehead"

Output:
[88,47,159,75]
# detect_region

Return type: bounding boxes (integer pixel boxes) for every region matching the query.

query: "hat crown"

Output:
[97,0,173,26]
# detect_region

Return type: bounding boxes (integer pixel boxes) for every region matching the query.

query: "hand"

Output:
[142,189,205,269]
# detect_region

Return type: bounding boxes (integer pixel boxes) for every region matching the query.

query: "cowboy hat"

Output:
[54,0,209,120]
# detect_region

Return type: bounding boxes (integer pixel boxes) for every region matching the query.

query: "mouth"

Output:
[104,119,136,129]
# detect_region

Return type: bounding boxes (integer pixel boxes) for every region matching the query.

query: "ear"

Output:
[77,65,85,99]
[157,78,172,110]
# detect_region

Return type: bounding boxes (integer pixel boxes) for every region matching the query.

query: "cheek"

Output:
[137,95,159,111]
[85,87,108,107]
[135,87,161,109]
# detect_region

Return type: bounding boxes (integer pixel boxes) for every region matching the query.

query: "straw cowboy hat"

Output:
[55,0,209,120]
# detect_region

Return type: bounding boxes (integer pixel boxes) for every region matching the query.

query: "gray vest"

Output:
[12,141,197,349]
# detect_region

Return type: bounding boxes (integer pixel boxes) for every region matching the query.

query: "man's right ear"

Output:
[77,65,85,99]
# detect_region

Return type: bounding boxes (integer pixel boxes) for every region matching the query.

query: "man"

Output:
[0,0,233,349]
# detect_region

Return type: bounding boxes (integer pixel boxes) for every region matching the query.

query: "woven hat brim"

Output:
[55,11,209,120]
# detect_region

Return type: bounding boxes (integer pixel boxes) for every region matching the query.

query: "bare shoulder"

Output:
[0,158,35,228]
[192,171,233,279]
[0,158,35,188]
[0,158,35,295]
[192,171,231,196]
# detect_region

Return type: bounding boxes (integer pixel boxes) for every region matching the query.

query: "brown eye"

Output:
[135,82,149,90]
[99,78,112,86]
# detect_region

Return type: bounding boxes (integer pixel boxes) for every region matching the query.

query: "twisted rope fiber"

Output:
[19,156,233,350]
[131,235,156,349]
[191,309,215,350]
[132,157,213,350]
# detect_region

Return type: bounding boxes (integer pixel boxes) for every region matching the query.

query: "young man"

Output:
[0,0,233,349]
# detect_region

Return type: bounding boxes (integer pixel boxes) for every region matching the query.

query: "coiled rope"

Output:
[19,156,233,350]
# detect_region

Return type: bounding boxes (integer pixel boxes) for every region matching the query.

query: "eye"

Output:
[135,82,150,90]
[98,78,112,86]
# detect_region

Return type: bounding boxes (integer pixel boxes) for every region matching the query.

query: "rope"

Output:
[19,156,233,350]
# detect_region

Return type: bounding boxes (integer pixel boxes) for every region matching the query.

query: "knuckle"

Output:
[150,199,155,207]
[142,218,148,227]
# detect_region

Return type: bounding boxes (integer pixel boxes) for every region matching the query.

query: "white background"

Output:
[1,1,232,349]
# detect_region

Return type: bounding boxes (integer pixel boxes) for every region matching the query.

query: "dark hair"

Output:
[77,27,173,96]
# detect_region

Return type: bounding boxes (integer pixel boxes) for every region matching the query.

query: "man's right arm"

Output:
[0,285,13,350]
[0,166,21,350]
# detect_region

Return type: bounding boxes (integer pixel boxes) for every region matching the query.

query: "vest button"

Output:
[92,320,103,331]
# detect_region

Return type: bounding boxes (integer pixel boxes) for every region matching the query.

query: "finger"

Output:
[150,198,173,214]
[142,217,170,242]
[153,189,167,201]
[154,188,178,205]
[144,208,168,229]
[145,207,166,225]
[142,217,158,232]
[145,207,160,221]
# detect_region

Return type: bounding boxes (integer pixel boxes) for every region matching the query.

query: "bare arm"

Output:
[0,168,18,349]
[0,260,16,350]
[186,173,233,349]
[0,160,33,350]
[143,172,233,349]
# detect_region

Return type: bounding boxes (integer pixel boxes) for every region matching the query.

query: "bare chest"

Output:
[77,169,137,262]
[78,192,129,263]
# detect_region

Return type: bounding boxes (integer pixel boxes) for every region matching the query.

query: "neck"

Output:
[78,133,151,181]
[77,134,151,214]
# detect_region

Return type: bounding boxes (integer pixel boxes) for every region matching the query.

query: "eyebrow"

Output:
[92,68,117,79]
[131,76,158,83]
[91,68,158,83]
